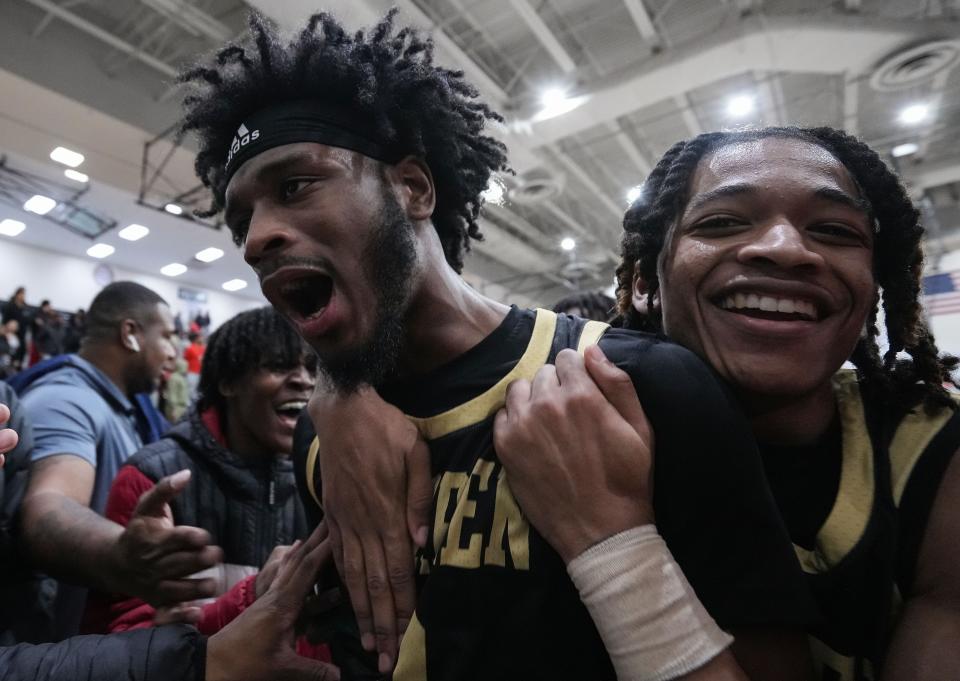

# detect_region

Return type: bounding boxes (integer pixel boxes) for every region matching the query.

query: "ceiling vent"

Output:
[507,169,565,205]
[869,40,960,91]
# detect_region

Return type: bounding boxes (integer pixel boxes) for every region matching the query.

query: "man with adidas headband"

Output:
[178,10,816,680]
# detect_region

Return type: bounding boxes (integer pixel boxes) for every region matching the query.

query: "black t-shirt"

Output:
[296,307,814,680]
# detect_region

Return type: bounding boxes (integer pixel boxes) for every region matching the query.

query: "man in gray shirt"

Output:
[19,282,223,638]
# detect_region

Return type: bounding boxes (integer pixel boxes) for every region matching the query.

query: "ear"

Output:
[388,156,436,221]
[120,319,139,351]
[631,262,660,314]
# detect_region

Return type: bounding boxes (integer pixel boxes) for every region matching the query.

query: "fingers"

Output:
[0,403,10,423]
[0,428,17,455]
[503,378,531,415]
[584,345,651,439]
[134,469,191,518]
[554,348,599,393]
[405,438,432,549]
[275,525,333,611]
[360,535,398,674]
[340,531,374,652]
[384,527,416,641]
[143,524,217,553]
[154,576,218,604]
[154,604,202,626]
[530,363,559,398]
[152,545,223,579]
[327,520,346,583]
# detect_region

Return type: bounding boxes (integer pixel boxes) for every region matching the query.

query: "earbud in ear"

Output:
[127,335,141,353]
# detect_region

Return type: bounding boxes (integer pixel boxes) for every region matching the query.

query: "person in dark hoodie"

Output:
[87,306,319,647]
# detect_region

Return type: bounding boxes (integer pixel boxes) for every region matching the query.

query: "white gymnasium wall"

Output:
[0,238,263,330]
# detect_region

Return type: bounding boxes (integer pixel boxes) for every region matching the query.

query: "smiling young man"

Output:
[179,12,817,681]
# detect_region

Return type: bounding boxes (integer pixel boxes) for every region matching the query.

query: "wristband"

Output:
[567,525,733,681]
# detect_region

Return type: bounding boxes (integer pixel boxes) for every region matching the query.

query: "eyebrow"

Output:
[223,150,322,224]
[685,182,871,215]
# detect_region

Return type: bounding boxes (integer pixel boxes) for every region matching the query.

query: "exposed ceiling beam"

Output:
[528,17,919,148]
[843,73,859,136]
[507,0,576,73]
[548,147,625,226]
[753,71,784,126]
[673,94,703,136]
[845,0,862,10]
[20,0,179,77]
[140,0,232,42]
[607,121,652,176]
[622,0,660,45]
[906,161,960,191]
[540,201,619,261]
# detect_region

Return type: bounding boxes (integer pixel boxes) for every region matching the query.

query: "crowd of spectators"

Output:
[0,288,87,378]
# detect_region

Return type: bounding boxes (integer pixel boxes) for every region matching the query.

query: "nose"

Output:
[737,221,825,271]
[286,363,315,392]
[243,207,295,269]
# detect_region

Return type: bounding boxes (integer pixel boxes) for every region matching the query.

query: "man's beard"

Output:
[318,193,418,393]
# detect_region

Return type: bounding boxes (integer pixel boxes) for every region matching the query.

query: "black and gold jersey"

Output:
[296,307,814,680]
[761,370,960,681]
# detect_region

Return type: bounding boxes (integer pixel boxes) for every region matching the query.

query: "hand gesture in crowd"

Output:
[206,522,340,681]
[0,402,18,467]
[308,385,432,675]
[113,470,224,606]
[494,346,655,563]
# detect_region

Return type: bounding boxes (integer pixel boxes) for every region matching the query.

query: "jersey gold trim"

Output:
[405,309,558,440]
[305,437,321,507]
[888,395,958,506]
[394,613,427,681]
[794,372,874,573]
[576,319,608,353]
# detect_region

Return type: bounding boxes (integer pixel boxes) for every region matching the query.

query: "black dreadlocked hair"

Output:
[615,126,957,414]
[178,9,509,274]
[197,306,316,413]
[551,290,616,323]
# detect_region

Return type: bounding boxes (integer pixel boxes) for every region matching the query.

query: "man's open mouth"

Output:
[717,292,819,322]
[279,274,333,320]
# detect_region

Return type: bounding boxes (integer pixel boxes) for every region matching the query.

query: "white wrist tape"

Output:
[567,525,733,681]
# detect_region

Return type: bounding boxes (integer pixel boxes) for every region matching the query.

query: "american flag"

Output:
[922,270,960,317]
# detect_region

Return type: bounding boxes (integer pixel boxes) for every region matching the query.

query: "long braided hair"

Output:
[615,126,957,413]
[178,9,509,273]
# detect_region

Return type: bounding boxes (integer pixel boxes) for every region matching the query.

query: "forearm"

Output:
[21,491,123,591]
[882,597,960,680]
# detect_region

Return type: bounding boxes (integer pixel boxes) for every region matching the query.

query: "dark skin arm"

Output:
[20,454,223,606]
[494,347,813,681]
[881,447,960,680]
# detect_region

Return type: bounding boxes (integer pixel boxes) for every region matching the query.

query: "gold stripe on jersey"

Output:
[305,437,321,507]
[406,309,559,440]
[888,395,959,505]
[576,320,609,353]
[794,372,874,574]
[394,613,427,681]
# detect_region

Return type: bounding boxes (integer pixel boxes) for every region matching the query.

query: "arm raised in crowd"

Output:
[21,459,222,606]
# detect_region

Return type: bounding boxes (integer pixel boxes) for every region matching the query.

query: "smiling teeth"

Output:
[720,293,817,320]
[277,400,307,411]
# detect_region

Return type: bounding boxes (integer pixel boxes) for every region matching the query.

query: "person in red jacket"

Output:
[86,307,326,660]
[182,331,205,397]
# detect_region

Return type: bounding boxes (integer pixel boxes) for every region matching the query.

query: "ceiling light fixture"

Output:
[0,219,26,237]
[560,237,576,251]
[195,247,224,263]
[50,146,85,168]
[64,169,89,183]
[899,103,929,125]
[726,94,755,118]
[891,142,919,158]
[24,194,56,215]
[160,263,187,277]
[117,224,149,241]
[222,279,247,292]
[86,243,115,259]
[534,87,589,122]
[626,185,643,204]
[164,203,183,215]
